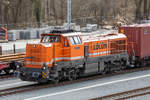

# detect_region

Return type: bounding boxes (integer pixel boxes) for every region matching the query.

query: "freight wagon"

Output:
[119,24,150,66]
[0,61,16,74]
[0,53,24,74]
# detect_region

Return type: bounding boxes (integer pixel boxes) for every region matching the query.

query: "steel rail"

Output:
[1,66,150,97]
[0,74,14,80]
[90,87,150,100]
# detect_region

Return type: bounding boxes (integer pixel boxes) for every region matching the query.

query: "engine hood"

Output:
[25,43,53,68]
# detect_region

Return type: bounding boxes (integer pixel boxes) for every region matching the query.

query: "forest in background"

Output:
[0,0,150,29]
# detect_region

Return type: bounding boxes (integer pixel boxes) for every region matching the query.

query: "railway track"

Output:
[1,66,150,97]
[90,86,150,100]
[0,74,14,80]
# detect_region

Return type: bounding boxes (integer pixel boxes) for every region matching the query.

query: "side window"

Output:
[69,37,75,45]
[77,36,82,44]
[69,36,82,45]
[74,36,80,44]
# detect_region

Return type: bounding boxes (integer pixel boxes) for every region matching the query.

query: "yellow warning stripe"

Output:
[42,72,47,79]
[42,74,47,79]
[42,72,47,78]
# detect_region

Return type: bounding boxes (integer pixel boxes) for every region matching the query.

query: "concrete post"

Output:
[13,44,16,54]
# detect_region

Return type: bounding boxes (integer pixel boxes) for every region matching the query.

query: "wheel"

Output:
[101,67,107,75]
[52,78,59,84]
[75,68,80,79]
[4,69,10,74]
[68,70,74,81]
[73,69,78,80]
[68,69,78,81]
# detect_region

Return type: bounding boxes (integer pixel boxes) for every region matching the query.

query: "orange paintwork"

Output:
[84,38,127,58]
[25,32,127,69]
[25,44,53,68]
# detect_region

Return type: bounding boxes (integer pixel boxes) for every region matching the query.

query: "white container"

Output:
[8,30,20,40]
[7,33,16,41]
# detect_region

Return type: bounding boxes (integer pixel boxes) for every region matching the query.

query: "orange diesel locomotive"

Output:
[19,30,128,83]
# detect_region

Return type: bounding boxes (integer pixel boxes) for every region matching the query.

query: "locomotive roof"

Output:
[82,33,126,42]
[122,24,150,27]
[61,31,126,42]
[61,32,82,36]
[43,30,126,42]
[43,29,82,36]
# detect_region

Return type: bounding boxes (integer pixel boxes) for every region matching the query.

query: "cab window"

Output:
[69,37,75,45]
[74,36,80,44]
[77,36,82,44]
[69,36,82,45]
[42,35,60,43]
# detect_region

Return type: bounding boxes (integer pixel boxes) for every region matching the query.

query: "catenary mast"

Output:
[67,0,71,29]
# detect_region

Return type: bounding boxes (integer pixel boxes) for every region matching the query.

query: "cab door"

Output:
[63,37,71,61]
[68,36,84,61]
[51,35,63,63]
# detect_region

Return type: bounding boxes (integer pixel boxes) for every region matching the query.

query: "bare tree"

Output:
[60,0,65,24]
[0,0,150,29]
[50,0,57,25]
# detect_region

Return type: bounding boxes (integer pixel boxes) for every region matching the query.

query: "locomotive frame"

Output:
[19,30,129,83]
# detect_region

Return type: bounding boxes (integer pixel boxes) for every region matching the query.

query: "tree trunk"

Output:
[144,0,148,19]
[35,0,41,27]
[135,0,143,22]
[60,0,65,24]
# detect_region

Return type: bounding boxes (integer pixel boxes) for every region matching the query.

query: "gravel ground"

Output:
[1,70,150,100]
[127,94,150,100]
[0,78,35,90]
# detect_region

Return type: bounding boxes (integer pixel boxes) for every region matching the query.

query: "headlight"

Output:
[43,66,46,70]
[17,65,20,68]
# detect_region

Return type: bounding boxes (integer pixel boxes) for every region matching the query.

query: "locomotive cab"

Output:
[19,31,84,83]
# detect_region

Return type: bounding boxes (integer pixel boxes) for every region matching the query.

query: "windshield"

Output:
[42,35,60,43]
